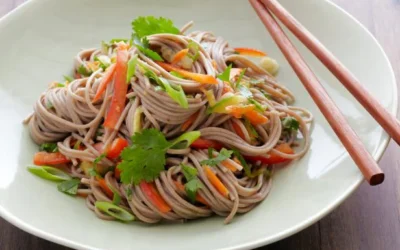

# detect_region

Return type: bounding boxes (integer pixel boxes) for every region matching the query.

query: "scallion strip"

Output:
[95,201,135,222]
[27,166,71,182]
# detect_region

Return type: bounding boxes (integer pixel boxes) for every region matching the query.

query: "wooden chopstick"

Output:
[249,0,384,185]
[261,0,400,145]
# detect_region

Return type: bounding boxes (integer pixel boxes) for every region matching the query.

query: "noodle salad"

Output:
[24,16,312,224]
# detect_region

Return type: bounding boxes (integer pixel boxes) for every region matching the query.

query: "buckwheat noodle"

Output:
[24,20,312,224]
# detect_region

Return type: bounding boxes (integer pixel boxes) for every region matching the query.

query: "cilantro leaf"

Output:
[217,64,232,82]
[57,178,80,196]
[181,164,203,203]
[282,117,299,131]
[132,16,180,39]
[200,148,233,166]
[39,143,58,153]
[132,128,171,150]
[185,178,203,203]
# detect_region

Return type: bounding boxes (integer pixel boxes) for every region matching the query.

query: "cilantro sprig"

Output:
[117,129,200,185]
[132,16,180,39]
[200,148,233,166]
[181,164,203,203]
[282,116,300,132]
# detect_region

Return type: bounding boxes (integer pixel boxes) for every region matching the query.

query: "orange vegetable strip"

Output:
[140,181,172,213]
[244,110,269,125]
[181,111,199,131]
[104,46,129,129]
[226,104,255,118]
[156,61,218,84]
[204,166,229,198]
[92,64,116,103]
[171,48,189,64]
[234,47,267,57]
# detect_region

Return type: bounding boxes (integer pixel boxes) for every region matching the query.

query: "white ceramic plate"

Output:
[0,0,396,249]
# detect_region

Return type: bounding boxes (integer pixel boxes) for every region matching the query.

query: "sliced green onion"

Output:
[27,166,71,182]
[57,178,80,195]
[159,77,188,108]
[235,68,247,88]
[95,55,111,70]
[248,98,265,112]
[95,201,135,222]
[170,131,201,149]
[133,106,143,133]
[77,65,92,77]
[63,75,74,82]
[217,64,232,82]
[187,40,200,61]
[126,54,138,83]
[170,71,185,79]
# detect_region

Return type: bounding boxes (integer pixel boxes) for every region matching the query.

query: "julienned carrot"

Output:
[171,48,189,64]
[104,45,129,130]
[232,121,246,140]
[226,104,255,118]
[140,181,172,213]
[221,160,238,172]
[96,177,114,199]
[204,166,229,198]
[33,152,71,166]
[234,47,267,57]
[244,143,294,165]
[92,64,116,103]
[173,180,209,206]
[244,110,269,125]
[181,111,199,131]
[156,61,218,84]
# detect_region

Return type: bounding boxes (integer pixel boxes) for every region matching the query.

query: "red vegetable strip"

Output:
[244,143,294,165]
[33,152,71,166]
[96,177,114,199]
[92,64,116,103]
[107,138,128,159]
[190,138,223,150]
[103,45,129,130]
[234,47,267,57]
[140,181,172,213]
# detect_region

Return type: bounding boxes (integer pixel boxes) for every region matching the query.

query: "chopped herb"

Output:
[77,65,92,77]
[208,147,214,159]
[131,16,180,40]
[217,64,232,82]
[117,129,200,185]
[63,75,74,82]
[56,83,65,88]
[187,40,200,61]
[181,164,203,203]
[94,153,106,166]
[244,118,259,139]
[39,143,58,153]
[89,168,98,177]
[57,178,80,195]
[126,187,133,200]
[282,117,299,132]
[94,55,111,70]
[200,148,233,166]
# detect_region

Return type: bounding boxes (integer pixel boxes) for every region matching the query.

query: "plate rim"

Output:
[0,0,397,249]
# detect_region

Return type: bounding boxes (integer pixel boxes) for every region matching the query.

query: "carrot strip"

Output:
[244,110,269,125]
[181,111,199,131]
[96,177,114,199]
[226,104,255,118]
[171,48,189,64]
[156,61,218,84]
[232,122,246,140]
[114,167,121,180]
[140,181,172,213]
[221,160,238,172]
[204,166,229,198]
[104,46,129,130]
[173,181,209,206]
[92,64,116,103]
[211,60,217,70]
[234,47,267,57]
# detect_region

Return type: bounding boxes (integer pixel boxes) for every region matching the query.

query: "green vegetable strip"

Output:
[27,166,71,182]
[95,201,135,221]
